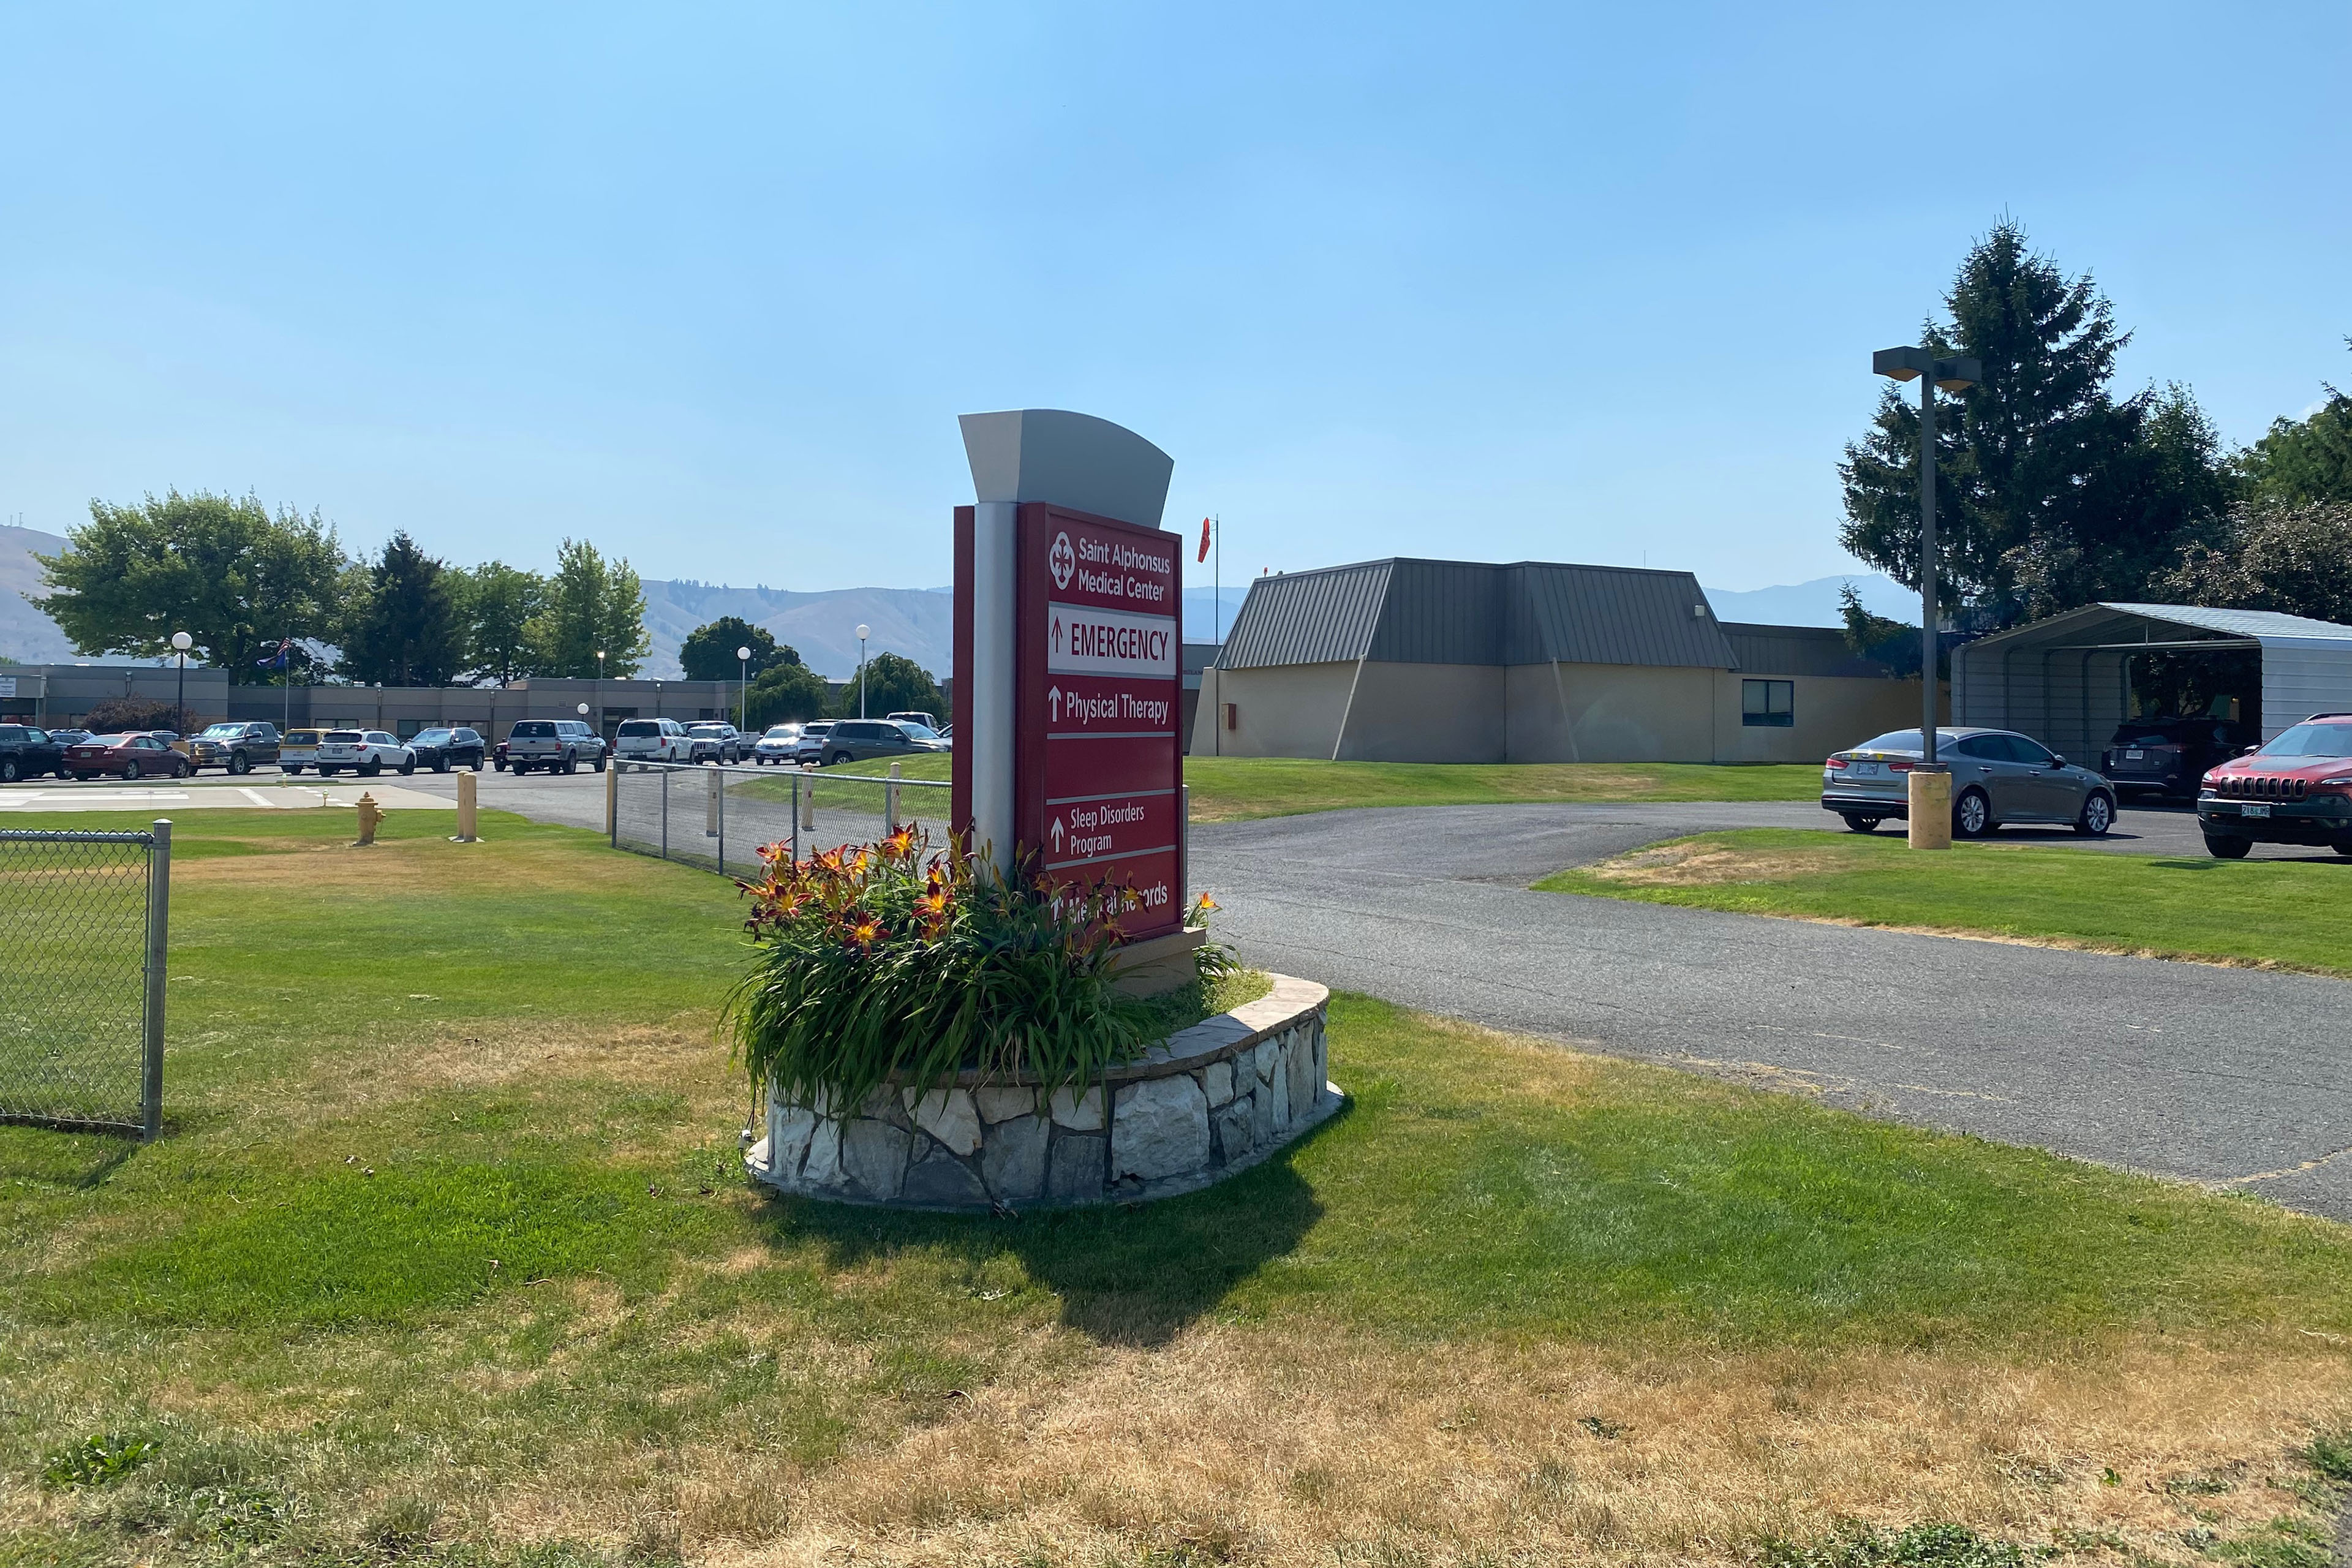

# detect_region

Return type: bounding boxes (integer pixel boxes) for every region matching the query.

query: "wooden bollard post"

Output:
[886,761,901,831]
[354,791,382,845]
[799,764,815,829]
[706,766,722,837]
[454,769,478,843]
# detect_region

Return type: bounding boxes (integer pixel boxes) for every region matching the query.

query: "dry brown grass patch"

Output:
[1588,839,1819,887]
[659,1327,2351,1567]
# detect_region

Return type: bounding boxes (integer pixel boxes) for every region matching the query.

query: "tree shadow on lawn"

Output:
[750,1125,1335,1349]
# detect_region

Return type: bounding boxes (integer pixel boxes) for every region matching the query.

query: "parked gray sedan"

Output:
[1822,726,2118,838]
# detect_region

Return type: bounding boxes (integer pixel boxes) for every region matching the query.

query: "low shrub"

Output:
[726,828,1229,1115]
[40,1431,157,1488]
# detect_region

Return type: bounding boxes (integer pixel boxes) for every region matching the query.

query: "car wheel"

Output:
[399,760,415,775]
[319,766,337,777]
[593,754,606,772]
[0,758,17,783]
[228,752,251,775]
[1840,813,1880,834]
[2074,791,2115,837]
[1951,786,1991,839]
[361,761,382,778]
[2204,834,2252,860]
[826,750,851,766]
[434,756,450,773]
[123,760,143,781]
[74,772,94,782]
[284,764,303,775]
[494,758,507,771]
[2333,840,2352,858]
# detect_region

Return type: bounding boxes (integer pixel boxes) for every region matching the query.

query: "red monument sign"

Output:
[951,412,1184,942]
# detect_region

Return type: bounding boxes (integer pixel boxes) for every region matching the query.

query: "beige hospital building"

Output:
[1188,559,1927,763]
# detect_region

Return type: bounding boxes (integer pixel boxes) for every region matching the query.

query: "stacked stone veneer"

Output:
[745,974,1336,1210]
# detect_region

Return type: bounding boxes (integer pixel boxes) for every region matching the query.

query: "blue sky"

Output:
[2,3,2346,594]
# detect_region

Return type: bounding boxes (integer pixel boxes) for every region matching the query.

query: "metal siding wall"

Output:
[2260,643,2352,741]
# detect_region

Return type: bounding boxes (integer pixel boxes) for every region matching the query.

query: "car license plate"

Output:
[2124,748,2144,760]
[2242,802,2271,819]
[1850,761,1881,776]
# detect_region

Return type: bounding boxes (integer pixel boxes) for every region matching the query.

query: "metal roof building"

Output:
[1194,557,1920,763]
[1953,602,2352,761]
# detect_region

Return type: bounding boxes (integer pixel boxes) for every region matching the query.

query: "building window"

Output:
[1741,679,1794,728]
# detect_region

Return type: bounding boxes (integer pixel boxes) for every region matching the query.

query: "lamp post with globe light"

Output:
[170,631,192,735]
[855,624,870,718]
[737,645,752,734]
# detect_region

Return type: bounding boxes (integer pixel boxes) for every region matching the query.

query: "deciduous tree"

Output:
[2236,343,2352,506]
[525,539,649,677]
[745,658,831,726]
[2165,500,2352,627]
[454,561,545,684]
[833,652,942,721]
[36,491,345,681]
[680,617,783,682]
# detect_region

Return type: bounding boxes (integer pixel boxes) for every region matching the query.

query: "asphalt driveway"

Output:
[1190,801,2352,1223]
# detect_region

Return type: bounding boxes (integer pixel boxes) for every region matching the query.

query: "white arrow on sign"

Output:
[1049,817,1065,852]
[1051,614,1064,655]
[1049,685,1062,721]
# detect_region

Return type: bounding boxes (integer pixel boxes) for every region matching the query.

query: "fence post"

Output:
[717,766,728,872]
[887,761,901,831]
[142,818,171,1141]
[800,764,815,829]
[660,766,669,860]
[707,766,722,840]
[790,771,801,865]
[605,762,618,845]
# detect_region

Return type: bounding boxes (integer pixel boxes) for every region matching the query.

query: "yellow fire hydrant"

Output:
[354,791,383,846]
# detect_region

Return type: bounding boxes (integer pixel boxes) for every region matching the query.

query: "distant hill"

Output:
[0,524,77,663]
[1703,573,1913,628]
[637,580,953,680]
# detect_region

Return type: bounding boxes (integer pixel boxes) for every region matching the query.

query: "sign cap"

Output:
[958,409,1174,529]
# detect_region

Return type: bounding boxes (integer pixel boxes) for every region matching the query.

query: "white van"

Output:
[614,717,689,765]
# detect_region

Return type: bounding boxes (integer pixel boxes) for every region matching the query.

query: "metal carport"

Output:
[1952,602,2352,761]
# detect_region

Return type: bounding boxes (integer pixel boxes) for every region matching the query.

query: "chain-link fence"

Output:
[609,761,953,878]
[0,823,170,1137]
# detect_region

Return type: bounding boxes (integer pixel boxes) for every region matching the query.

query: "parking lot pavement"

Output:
[1191,802,2352,1223]
[0,775,454,812]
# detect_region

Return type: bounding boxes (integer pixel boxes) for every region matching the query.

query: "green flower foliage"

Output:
[725,829,1225,1115]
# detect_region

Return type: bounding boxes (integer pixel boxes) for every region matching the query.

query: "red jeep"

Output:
[2195,712,2352,858]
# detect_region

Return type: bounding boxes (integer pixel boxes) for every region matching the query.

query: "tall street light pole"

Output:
[1873,345,1980,846]
[855,624,870,719]
[736,645,752,733]
[170,631,192,733]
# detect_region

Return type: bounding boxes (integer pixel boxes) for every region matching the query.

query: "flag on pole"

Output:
[255,637,292,669]
[1197,516,1211,563]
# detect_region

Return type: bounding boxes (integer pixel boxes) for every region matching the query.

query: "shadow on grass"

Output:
[0,1123,143,1189]
[754,1120,1338,1349]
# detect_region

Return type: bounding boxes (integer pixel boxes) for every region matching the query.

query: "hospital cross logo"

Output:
[1049,531,1076,590]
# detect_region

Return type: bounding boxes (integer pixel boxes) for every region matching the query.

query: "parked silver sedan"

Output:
[1822,726,2118,838]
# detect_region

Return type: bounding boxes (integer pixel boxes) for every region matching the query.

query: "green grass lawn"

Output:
[1537,827,2352,975]
[3,810,2348,1567]
[728,754,1821,825]
[1180,756,1822,821]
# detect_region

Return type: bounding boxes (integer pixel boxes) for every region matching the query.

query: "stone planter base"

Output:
[745,974,1338,1210]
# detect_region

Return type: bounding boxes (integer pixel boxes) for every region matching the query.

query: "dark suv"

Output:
[815,718,948,767]
[407,727,486,772]
[0,723,67,782]
[2100,716,2250,802]
[2195,713,2352,858]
